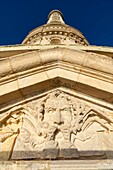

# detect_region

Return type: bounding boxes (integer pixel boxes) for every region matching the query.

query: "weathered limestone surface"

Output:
[1,47,113,109]
[1,10,113,169]
[0,89,113,161]
[1,160,113,170]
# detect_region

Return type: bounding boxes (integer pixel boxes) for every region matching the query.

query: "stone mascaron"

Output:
[0,10,113,165]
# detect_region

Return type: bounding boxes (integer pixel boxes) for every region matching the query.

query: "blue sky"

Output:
[0,0,113,46]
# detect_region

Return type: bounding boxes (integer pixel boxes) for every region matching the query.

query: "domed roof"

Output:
[22,10,89,46]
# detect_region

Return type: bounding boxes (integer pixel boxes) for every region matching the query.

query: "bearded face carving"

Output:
[1,90,113,160]
[36,91,79,158]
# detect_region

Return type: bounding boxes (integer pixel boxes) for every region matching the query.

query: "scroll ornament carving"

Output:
[0,90,113,160]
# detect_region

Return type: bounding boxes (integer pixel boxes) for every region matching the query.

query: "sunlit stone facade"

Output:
[0,10,113,170]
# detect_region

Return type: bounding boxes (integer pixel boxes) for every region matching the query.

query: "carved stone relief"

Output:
[0,90,113,160]
[0,107,24,160]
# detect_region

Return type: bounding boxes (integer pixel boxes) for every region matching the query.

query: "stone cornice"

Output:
[0,45,113,58]
[0,47,113,81]
[0,46,113,110]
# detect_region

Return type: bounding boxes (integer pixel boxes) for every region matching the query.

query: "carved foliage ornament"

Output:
[0,90,113,160]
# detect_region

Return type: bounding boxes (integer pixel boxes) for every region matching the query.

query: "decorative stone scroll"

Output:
[0,90,113,160]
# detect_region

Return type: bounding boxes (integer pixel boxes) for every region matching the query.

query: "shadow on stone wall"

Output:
[1,149,113,160]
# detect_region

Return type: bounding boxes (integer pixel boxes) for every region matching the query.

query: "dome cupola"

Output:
[22,10,89,46]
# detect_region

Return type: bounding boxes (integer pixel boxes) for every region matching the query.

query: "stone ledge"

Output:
[0,160,113,170]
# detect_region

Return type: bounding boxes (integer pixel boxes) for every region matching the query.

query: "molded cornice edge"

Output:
[0,47,113,110]
[0,47,113,80]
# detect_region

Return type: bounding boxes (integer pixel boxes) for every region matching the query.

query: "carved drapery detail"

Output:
[0,90,113,160]
[0,107,24,160]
